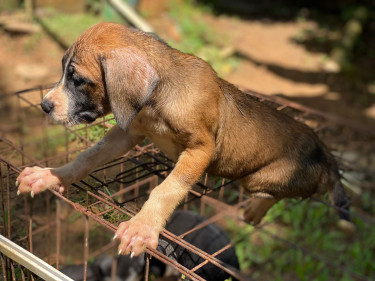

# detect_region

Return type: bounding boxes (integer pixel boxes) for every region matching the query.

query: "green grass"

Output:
[226,198,375,280]
[42,13,103,44]
[168,0,238,77]
[38,4,125,46]
[69,114,116,143]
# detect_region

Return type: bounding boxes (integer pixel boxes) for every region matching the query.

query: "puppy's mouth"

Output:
[56,111,100,127]
[77,111,99,124]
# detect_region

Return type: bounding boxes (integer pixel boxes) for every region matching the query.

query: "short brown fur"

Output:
[17,23,352,256]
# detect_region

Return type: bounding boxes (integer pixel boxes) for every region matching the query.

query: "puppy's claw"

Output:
[16,180,19,187]
[113,234,117,241]
[30,191,34,198]
[118,249,122,256]
[17,190,20,196]
[130,251,135,259]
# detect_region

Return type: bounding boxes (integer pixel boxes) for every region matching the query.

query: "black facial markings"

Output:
[66,63,94,87]
[63,61,102,123]
[67,64,75,76]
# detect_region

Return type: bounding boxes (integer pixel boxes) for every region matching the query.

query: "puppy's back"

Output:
[212,79,337,194]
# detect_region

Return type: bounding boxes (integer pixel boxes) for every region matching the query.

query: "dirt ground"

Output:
[1,11,374,128]
[202,15,375,127]
[0,29,63,93]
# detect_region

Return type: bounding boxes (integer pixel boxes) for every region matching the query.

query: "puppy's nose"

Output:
[41,99,54,114]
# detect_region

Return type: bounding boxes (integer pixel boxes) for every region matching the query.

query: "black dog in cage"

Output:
[60,211,239,281]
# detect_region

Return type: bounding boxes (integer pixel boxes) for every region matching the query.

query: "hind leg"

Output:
[244,193,278,225]
[240,160,308,225]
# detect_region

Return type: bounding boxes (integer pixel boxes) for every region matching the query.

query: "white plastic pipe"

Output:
[0,235,73,281]
[108,0,154,33]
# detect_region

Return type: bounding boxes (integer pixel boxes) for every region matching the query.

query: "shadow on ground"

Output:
[198,0,375,126]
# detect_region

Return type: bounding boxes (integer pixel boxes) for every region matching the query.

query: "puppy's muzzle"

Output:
[41,99,54,114]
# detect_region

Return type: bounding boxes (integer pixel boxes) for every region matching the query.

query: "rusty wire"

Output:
[0,85,374,281]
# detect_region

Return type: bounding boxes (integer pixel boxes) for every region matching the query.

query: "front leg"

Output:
[114,139,214,257]
[16,125,144,196]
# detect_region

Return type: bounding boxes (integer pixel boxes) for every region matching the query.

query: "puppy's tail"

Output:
[329,176,356,234]
[330,179,350,221]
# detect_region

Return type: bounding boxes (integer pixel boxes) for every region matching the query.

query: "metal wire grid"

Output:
[0,85,374,281]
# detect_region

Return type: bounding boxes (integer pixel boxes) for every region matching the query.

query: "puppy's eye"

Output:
[73,74,85,86]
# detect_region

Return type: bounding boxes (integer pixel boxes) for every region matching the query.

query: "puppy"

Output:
[16,23,352,257]
[60,211,239,281]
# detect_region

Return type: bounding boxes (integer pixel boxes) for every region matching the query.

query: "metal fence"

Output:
[0,86,374,280]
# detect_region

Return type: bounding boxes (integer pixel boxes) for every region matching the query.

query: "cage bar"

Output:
[0,85,374,280]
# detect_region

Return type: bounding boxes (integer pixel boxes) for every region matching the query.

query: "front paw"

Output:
[16,166,66,197]
[114,217,160,257]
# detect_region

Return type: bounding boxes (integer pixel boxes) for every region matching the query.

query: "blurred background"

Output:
[0,0,375,126]
[0,1,375,280]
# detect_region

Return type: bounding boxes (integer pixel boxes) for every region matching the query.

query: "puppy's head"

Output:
[42,23,159,129]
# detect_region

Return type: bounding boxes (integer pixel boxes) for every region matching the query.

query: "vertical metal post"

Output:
[24,184,30,281]
[16,94,25,166]
[65,129,70,198]
[1,253,8,281]
[46,192,51,264]
[0,163,6,237]
[239,186,244,203]
[56,200,61,270]
[200,198,205,216]
[110,255,118,281]
[135,159,139,197]
[219,178,225,201]
[183,194,189,210]
[6,165,11,239]
[6,165,12,280]
[10,262,16,281]
[83,215,89,281]
[120,161,124,192]
[83,185,90,281]
[144,254,150,281]
[28,199,33,254]
[20,266,26,281]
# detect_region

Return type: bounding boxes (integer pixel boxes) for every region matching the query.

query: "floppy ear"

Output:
[100,47,159,130]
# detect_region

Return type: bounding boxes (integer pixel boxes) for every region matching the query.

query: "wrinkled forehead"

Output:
[62,44,101,77]
[61,23,132,75]
[62,44,88,66]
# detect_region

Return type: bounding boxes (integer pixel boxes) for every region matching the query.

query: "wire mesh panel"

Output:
[0,86,374,281]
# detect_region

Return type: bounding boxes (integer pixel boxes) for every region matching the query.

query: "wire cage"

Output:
[0,85,374,281]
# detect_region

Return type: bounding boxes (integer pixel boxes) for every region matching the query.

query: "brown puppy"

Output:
[16,23,351,257]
